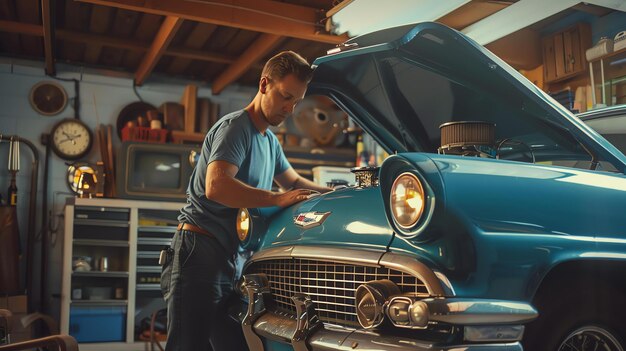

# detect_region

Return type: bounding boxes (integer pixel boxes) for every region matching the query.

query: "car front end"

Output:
[229,21,626,351]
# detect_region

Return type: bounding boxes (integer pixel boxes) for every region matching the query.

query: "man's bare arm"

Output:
[205,160,312,208]
[274,167,333,193]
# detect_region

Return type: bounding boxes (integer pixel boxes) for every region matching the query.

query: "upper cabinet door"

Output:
[542,23,591,83]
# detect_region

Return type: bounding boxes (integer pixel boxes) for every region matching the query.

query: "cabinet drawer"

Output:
[137,251,160,266]
[137,237,171,252]
[75,206,130,221]
[138,226,176,240]
[136,271,161,285]
[74,221,129,241]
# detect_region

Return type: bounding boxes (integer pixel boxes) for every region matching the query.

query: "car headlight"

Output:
[236,208,250,242]
[390,172,425,229]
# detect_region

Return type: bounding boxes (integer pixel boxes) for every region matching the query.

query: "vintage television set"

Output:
[116,141,200,201]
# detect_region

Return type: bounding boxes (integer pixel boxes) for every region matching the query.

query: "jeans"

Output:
[161,229,249,351]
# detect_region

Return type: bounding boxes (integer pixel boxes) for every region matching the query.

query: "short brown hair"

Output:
[262,51,313,83]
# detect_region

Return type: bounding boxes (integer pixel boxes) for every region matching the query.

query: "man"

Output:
[161,51,331,351]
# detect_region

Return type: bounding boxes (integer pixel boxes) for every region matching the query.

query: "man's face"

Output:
[260,73,308,127]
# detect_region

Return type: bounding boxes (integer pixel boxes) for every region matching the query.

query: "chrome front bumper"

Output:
[239,274,532,351]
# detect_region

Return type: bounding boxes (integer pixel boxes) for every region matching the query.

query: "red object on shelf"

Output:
[121,126,168,143]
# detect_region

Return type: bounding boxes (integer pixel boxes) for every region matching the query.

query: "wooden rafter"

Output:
[0,20,257,66]
[167,23,217,74]
[41,0,55,75]
[83,5,113,64]
[0,20,42,36]
[325,0,354,18]
[134,16,183,85]
[211,33,283,94]
[76,0,348,44]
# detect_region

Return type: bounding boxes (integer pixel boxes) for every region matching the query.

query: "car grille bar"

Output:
[246,258,429,327]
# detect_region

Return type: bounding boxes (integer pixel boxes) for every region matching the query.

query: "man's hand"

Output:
[275,189,316,208]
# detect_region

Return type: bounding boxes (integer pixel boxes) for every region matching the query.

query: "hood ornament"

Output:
[294,211,331,229]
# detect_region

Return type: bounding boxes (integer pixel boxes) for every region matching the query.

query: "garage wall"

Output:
[0,57,256,322]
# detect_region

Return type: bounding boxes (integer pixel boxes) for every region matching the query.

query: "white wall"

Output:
[0,57,256,323]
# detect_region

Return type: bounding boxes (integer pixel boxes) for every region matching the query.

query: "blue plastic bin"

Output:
[69,306,126,343]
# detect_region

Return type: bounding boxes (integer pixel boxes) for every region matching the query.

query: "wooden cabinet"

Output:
[542,23,591,83]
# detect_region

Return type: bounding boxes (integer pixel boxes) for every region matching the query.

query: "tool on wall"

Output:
[0,134,39,312]
[7,137,19,206]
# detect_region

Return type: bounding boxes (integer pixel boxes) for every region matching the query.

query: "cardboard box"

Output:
[9,313,32,343]
[0,295,27,314]
[0,312,32,344]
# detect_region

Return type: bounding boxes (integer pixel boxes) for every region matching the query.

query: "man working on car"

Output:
[161,51,332,351]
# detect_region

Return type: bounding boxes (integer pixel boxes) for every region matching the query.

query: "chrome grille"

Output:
[246,258,429,327]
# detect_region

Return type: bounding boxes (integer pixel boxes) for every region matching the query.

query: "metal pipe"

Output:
[0,134,40,313]
[41,139,51,313]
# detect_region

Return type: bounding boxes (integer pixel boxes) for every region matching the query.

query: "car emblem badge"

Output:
[293,211,331,229]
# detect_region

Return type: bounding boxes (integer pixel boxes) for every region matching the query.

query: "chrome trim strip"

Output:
[246,245,447,296]
[252,311,524,351]
[433,270,456,296]
[247,245,295,263]
[464,325,525,342]
[424,298,538,325]
[292,245,382,265]
[379,251,448,296]
[248,245,382,265]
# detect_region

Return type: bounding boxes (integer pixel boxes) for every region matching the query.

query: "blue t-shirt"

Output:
[178,109,290,254]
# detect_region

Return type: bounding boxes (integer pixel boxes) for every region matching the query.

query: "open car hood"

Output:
[308,22,626,171]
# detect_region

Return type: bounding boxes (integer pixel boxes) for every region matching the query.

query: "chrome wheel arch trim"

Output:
[245,245,451,297]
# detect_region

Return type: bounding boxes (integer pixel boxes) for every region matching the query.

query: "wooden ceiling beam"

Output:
[134,16,183,85]
[41,0,56,75]
[325,0,354,18]
[75,0,348,44]
[166,47,232,64]
[0,20,252,66]
[59,28,142,51]
[211,33,283,94]
[0,20,42,36]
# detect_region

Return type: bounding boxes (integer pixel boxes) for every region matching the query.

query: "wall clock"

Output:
[50,118,93,160]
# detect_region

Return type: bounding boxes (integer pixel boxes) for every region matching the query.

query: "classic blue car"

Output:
[579,105,626,155]
[232,22,626,351]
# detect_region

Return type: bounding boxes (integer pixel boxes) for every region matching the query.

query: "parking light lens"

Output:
[237,208,250,242]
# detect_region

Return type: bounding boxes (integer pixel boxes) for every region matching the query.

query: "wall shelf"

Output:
[73,239,129,247]
[589,46,626,108]
[71,300,128,306]
[72,271,129,278]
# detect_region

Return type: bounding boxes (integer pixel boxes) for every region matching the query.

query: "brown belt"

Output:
[177,223,213,238]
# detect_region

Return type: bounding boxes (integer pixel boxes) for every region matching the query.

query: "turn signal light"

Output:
[385,296,429,329]
[236,208,250,242]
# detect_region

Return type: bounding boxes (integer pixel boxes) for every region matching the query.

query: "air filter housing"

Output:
[438,121,495,157]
